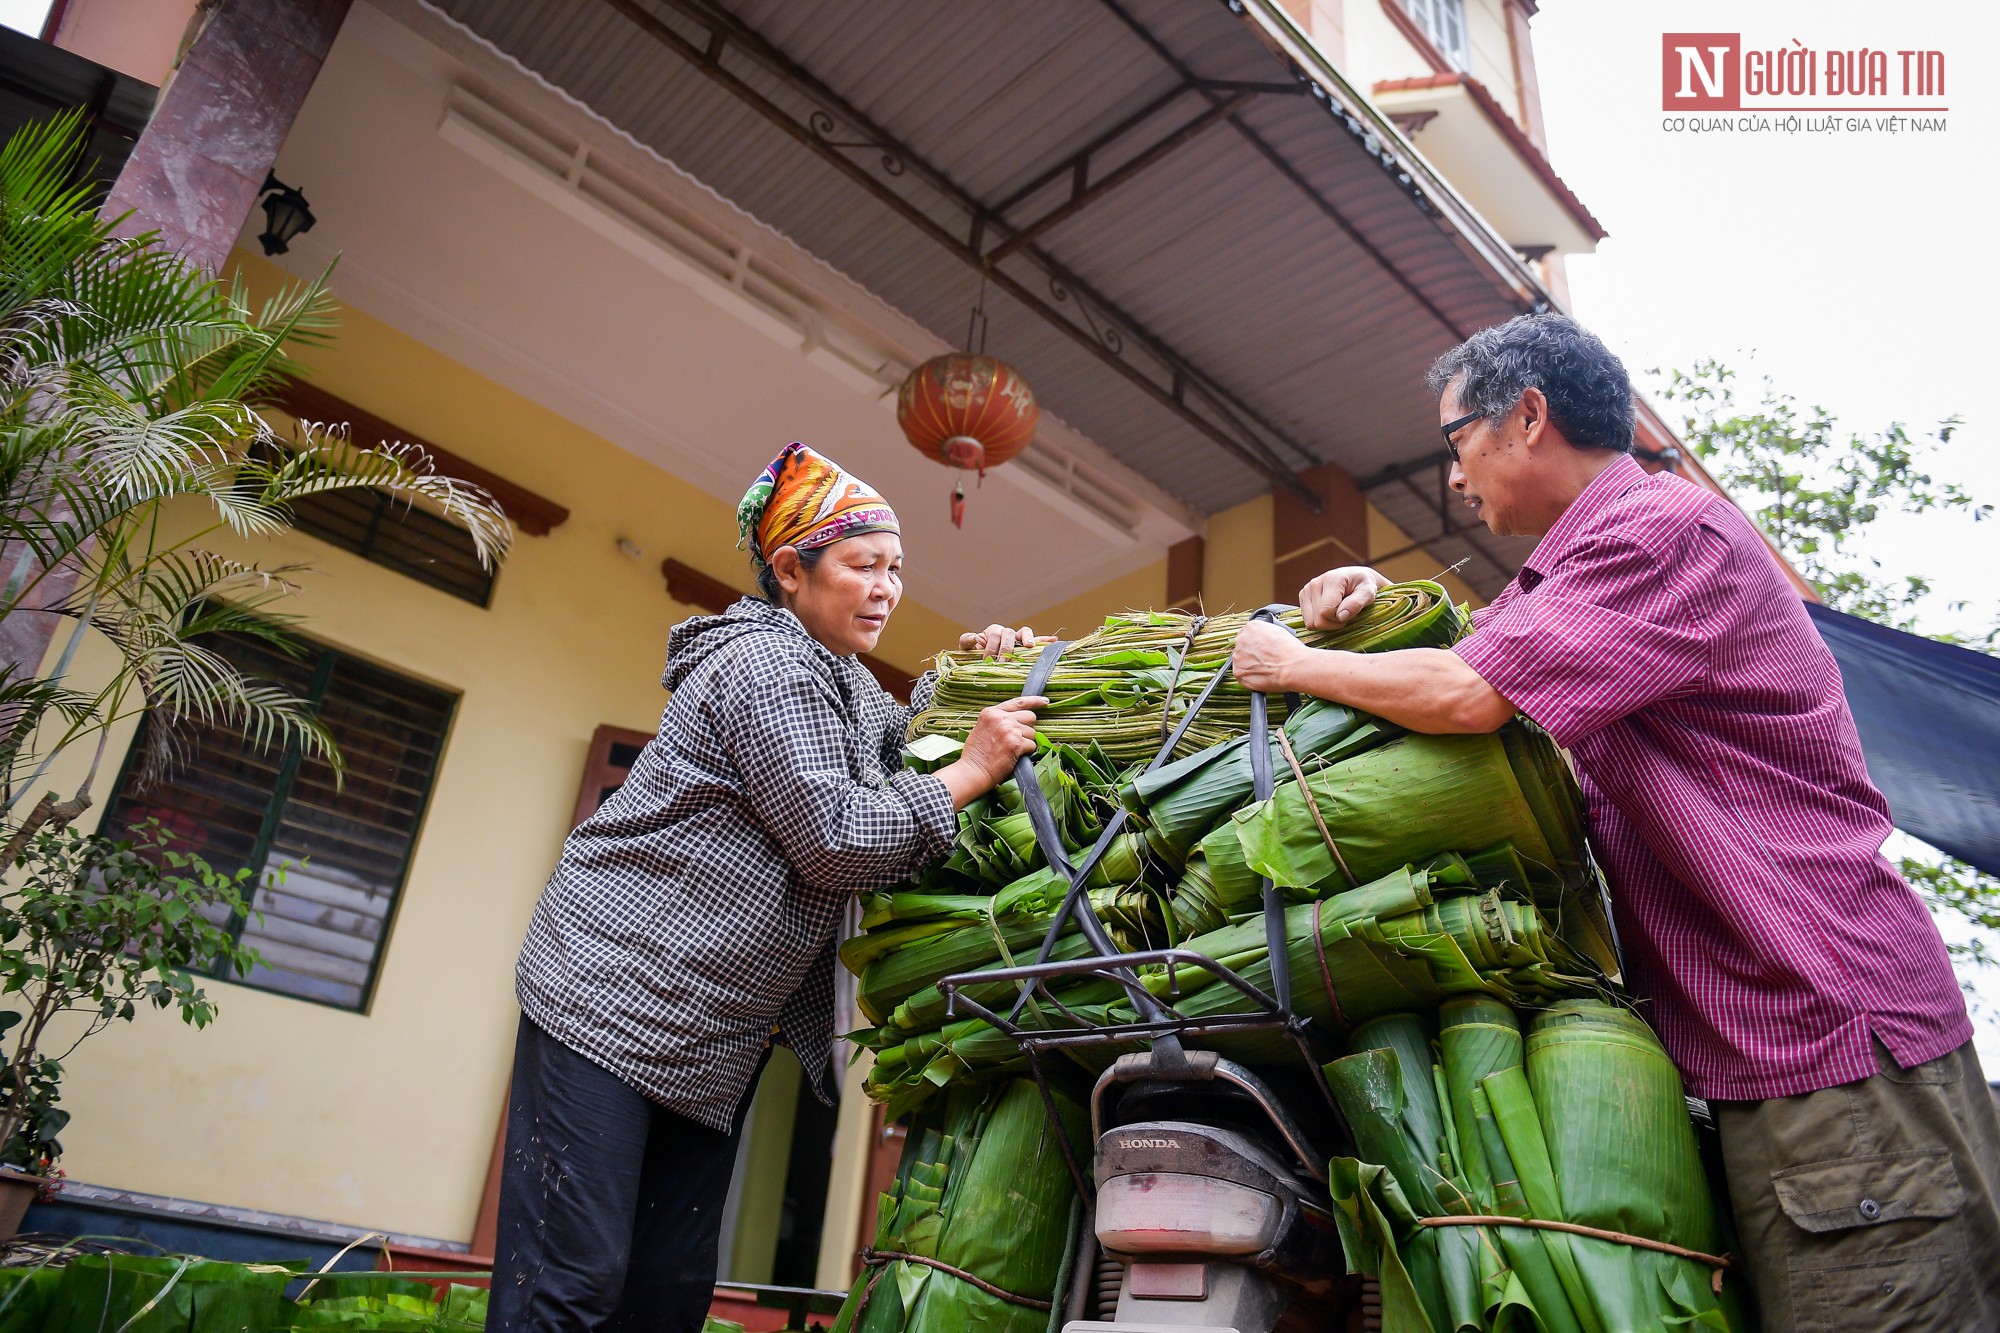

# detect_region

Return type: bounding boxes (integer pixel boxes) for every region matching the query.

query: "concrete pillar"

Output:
[1166,535,1206,613]
[1,1,356,681]
[102,0,352,270]
[1272,463,1368,606]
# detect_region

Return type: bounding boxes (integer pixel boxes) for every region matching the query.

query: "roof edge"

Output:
[1373,72,1608,242]
[1232,0,1553,315]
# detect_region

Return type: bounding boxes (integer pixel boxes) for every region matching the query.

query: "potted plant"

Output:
[0,820,258,1233]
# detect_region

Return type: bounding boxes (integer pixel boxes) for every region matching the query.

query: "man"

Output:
[1233,313,2000,1330]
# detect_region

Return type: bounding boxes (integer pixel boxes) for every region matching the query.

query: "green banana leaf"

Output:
[1520,1000,1745,1332]
[45,1256,296,1333]
[833,1077,1088,1333]
[1126,701,1394,862]
[1230,728,1564,895]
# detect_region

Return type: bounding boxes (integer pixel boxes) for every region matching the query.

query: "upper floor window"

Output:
[102,631,457,1010]
[1406,0,1469,70]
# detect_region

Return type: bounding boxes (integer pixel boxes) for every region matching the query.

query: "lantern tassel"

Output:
[950,478,966,529]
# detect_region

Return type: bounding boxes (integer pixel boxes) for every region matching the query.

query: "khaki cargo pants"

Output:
[1714,1040,2000,1332]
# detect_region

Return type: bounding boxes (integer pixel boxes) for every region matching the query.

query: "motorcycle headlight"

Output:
[1095,1172,1282,1255]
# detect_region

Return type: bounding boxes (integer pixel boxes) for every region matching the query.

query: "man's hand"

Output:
[937,696,1045,809]
[1299,567,1392,629]
[959,624,1040,658]
[1232,620,1308,693]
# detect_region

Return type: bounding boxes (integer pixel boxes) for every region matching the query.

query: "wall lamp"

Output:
[257,172,317,255]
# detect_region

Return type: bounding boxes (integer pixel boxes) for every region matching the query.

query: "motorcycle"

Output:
[939,614,1371,1333]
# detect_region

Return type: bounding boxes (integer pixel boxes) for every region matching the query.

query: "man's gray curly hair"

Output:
[1426,312,1636,453]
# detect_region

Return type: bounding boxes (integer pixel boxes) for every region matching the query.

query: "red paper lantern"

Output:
[897,353,1039,525]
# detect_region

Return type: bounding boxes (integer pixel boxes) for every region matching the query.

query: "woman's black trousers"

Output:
[489,1014,762,1331]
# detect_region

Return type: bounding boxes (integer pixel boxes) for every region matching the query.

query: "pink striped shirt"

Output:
[1454,454,1967,1101]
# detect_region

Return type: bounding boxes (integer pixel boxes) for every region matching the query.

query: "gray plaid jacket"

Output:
[516,597,952,1131]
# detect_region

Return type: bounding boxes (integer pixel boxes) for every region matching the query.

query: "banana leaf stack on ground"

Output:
[0,1253,494,1332]
[830,1077,1088,1333]
[1325,997,1752,1332]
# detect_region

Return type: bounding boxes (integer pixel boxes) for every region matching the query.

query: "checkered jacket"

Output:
[516,597,952,1131]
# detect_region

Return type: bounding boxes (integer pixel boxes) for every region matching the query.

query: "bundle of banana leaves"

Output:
[854,860,1602,1113]
[830,1077,1088,1333]
[908,582,1463,764]
[1325,998,1752,1332]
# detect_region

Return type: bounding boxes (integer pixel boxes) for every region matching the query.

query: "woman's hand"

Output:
[936,696,1045,810]
[1232,621,1308,694]
[1298,566,1392,629]
[959,624,1041,658]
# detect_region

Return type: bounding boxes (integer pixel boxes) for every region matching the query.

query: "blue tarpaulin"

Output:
[1808,602,2000,877]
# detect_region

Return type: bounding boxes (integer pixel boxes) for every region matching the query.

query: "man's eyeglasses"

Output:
[1440,410,1482,462]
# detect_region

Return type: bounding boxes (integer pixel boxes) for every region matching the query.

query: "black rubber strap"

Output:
[1019,628,1239,976]
[1248,606,1297,1016]
[1006,636,1240,1024]
[1012,641,1076,881]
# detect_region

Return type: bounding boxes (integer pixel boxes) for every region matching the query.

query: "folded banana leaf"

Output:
[855,867,1601,1110]
[45,1257,297,1333]
[1230,726,1576,894]
[1126,701,1396,863]
[832,1077,1088,1333]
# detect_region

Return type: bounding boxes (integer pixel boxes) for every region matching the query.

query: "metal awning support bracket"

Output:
[602,0,1329,509]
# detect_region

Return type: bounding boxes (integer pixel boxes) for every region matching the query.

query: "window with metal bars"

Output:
[1406,0,1469,69]
[101,632,457,1011]
[288,485,497,606]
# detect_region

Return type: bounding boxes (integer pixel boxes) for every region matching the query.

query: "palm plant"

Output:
[0,113,512,1171]
[0,112,510,844]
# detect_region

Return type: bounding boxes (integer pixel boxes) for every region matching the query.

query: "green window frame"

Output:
[100,631,458,1011]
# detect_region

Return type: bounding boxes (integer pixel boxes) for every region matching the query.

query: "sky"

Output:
[0,2,41,38]
[1534,2,1998,642]
[1533,2,2000,1065]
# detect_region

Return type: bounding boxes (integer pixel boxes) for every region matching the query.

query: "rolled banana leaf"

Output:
[832,1077,1088,1333]
[908,583,1462,764]
[1230,727,1567,894]
[1520,999,1749,1331]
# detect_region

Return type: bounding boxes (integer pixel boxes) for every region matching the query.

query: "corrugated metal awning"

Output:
[425,0,1551,594]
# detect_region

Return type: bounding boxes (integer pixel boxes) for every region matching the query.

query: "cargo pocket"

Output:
[1773,1149,1968,1332]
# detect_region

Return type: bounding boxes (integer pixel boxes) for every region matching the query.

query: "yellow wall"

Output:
[1202,494,1277,613]
[31,252,959,1243]
[1021,560,1167,641]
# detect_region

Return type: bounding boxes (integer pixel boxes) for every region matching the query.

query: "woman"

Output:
[492,443,1042,1331]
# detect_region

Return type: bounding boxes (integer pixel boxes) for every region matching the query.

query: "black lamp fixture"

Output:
[256,172,316,256]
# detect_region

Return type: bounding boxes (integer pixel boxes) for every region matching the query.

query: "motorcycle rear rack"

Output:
[938,946,1314,1054]
[930,613,1352,1204]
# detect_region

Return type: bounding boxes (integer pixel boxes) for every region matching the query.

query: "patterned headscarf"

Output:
[736,442,900,574]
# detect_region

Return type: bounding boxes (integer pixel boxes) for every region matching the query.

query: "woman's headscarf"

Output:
[737,442,900,575]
